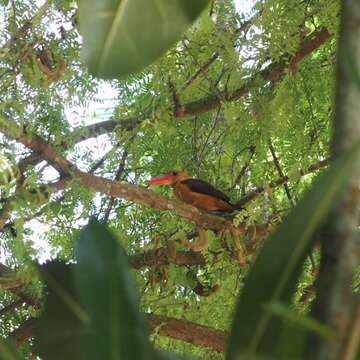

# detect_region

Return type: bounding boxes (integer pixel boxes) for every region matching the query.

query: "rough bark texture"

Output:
[307,2,360,359]
[146,313,228,353]
[8,318,35,346]
[0,121,235,232]
[129,248,206,269]
[0,276,25,290]
[0,119,331,238]
[8,314,228,354]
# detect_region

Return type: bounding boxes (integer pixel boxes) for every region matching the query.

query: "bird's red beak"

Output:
[149,174,176,185]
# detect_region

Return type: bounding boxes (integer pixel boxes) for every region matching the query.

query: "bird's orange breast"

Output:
[173,182,233,212]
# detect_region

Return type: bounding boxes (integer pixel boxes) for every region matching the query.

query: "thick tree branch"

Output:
[0,121,230,232]
[0,122,330,235]
[7,318,35,346]
[8,315,228,353]
[0,263,37,306]
[71,29,332,143]
[129,248,205,269]
[0,276,25,290]
[146,313,227,353]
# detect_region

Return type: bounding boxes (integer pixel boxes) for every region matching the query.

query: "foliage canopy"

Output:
[0,0,359,359]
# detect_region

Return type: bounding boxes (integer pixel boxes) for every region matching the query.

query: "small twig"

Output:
[181,52,219,92]
[234,158,330,208]
[197,106,222,167]
[102,147,130,223]
[230,145,256,190]
[89,142,122,173]
[268,138,294,205]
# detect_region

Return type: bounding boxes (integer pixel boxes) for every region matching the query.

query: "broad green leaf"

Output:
[33,261,86,360]
[0,338,21,360]
[226,145,360,360]
[156,349,196,360]
[274,321,306,360]
[78,0,209,78]
[267,302,335,339]
[271,302,336,359]
[74,220,155,360]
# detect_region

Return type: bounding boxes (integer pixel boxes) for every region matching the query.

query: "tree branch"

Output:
[8,314,228,353]
[0,276,25,290]
[7,318,35,346]
[0,121,329,236]
[129,248,205,269]
[146,313,227,353]
[71,29,332,143]
[235,158,330,208]
[0,121,230,232]
[268,138,294,205]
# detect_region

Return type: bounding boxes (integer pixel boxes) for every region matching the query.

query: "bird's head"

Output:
[149,170,190,186]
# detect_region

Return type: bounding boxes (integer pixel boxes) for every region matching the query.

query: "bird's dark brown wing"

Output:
[180,179,231,204]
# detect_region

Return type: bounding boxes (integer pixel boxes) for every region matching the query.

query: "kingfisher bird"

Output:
[149,170,235,213]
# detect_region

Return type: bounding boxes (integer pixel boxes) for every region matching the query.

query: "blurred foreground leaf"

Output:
[226,145,360,359]
[74,220,155,360]
[78,0,209,78]
[34,262,86,360]
[0,338,21,360]
[267,302,335,339]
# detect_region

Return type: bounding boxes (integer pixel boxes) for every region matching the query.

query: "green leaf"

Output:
[74,219,155,360]
[271,302,334,360]
[226,145,360,359]
[267,302,335,339]
[78,0,209,78]
[0,338,21,360]
[275,322,306,360]
[156,349,196,360]
[33,261,86,360]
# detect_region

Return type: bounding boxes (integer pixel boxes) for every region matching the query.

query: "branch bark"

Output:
[0,121,230,232]
[7,318,35,346]
[0,276,25,290]
[0,121,330,236]
[8,314,228,353]
[146,313,228,353]
[129,248,205,269]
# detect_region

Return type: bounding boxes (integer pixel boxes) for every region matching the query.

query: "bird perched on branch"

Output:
[149,170,235,214]
[149,170,246,264]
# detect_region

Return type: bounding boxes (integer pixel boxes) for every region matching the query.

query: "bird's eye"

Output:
[172,171,177,176]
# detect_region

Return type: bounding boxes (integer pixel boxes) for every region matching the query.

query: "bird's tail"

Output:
[209,207,247,218]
